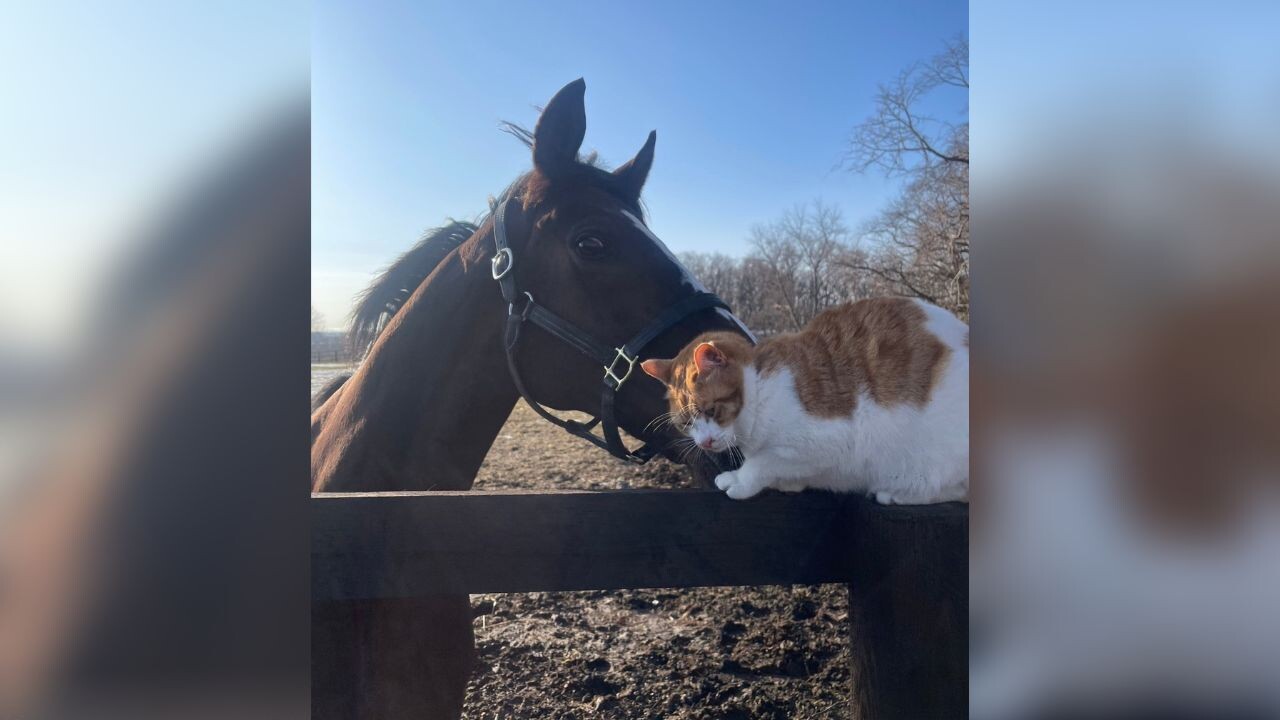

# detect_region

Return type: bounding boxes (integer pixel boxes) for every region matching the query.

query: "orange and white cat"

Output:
[642,297,968,504]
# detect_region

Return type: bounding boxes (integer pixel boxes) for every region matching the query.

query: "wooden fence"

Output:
[312,488,967,719]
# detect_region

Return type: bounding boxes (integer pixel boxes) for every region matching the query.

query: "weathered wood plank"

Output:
[311,488,966,599]
[848,501,969,719]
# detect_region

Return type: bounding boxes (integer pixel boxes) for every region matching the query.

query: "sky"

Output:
[312,0,967,329]
[0,2,307,349]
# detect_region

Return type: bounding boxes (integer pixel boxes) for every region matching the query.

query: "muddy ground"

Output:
[313,366,851,719]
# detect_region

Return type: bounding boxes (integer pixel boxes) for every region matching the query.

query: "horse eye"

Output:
[575,235,606,258]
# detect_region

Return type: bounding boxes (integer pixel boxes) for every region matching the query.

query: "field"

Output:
[313,366,850,719]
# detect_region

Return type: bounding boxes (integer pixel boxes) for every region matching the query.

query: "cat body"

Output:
[642,297,968,504]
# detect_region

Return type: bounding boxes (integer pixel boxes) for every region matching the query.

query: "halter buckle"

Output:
[491,247,514,280]
[603,347,637,389]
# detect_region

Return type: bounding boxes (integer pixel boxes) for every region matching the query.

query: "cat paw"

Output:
[715,471,763,500]
[874,491,897,505]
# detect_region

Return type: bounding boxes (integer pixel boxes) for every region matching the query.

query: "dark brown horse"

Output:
[311,79,749,719]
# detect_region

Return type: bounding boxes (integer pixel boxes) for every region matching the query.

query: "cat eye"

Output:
[574,235,606,259]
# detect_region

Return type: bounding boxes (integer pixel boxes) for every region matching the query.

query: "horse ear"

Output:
[613,130,656,200]
[533,78,587,176]
[640,358,674,383]
[693,342,726,373]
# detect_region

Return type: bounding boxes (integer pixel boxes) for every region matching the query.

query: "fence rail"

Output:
[311,488,968,719]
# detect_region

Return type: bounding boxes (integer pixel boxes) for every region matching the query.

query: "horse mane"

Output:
[348,220,478,355]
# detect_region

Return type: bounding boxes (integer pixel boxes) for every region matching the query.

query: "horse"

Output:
[311,79,751,719]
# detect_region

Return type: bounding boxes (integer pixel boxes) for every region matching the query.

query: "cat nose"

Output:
[699,438,715,449]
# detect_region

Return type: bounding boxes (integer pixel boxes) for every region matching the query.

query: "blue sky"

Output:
[312,0,967,329]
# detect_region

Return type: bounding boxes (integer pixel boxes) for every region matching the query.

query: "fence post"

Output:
[846,503,968,719]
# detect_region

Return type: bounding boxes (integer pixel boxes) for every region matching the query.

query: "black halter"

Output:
[490,196,733,463]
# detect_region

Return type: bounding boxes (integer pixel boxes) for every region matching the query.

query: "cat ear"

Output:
[641,358,674,383]
[693,342,727,373]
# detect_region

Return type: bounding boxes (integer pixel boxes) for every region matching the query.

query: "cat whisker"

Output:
[674,438,702,464]
[644,407,693,435]
[727,445,744,467]
[643,414,674,434]
[650,412,672,430]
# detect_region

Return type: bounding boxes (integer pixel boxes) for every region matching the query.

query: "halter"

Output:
[491,196,733,463]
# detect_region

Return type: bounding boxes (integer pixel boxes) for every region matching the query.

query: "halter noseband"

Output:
[491,196,732,463]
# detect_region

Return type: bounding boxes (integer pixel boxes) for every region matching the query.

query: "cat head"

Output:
[640,331,754,453]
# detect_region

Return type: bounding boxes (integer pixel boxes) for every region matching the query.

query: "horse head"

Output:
[492,79,751,478]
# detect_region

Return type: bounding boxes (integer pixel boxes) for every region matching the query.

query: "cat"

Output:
[641,297,968,504]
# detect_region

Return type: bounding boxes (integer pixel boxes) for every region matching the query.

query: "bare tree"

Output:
[679,252,741,305]
[843,36,968,176]
[749,222,804,331]
[749,200,850,331]
[733,257,775,332]
[790,201,850,314]
[311,305,326,333]
[841,36,969,318]
[678,202,867,335]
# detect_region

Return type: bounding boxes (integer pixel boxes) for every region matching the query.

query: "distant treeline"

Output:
[311,331,356,363]
[679,186,967,335]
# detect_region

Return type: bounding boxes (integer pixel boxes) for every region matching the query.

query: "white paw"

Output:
[715,471,763,500]
[874,491,896,505]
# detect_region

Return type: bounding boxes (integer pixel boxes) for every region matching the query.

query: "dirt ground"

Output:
[313,366,851,719]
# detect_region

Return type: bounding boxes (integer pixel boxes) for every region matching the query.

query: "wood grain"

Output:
[312,488,964,598]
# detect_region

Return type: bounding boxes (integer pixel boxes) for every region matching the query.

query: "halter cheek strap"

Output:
[491,197,732,464]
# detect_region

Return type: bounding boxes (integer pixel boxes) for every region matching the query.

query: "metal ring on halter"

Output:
[491,247,514,280]
[508,291,534,319]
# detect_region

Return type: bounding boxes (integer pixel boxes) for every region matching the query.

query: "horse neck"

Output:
[312,232,516,492]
